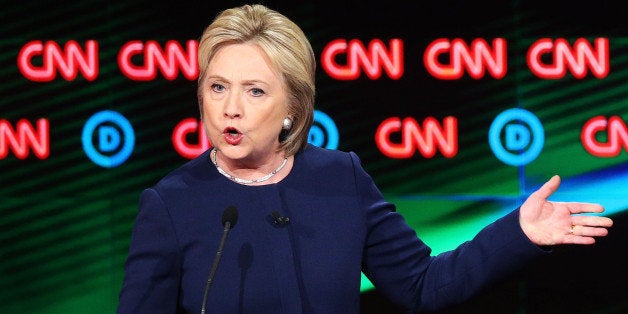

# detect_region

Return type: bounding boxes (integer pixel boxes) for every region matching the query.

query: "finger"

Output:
[533,175,561,201]
[569,225,610,237]
[572,215,614,228]
[562,202,605,214]
[564,234,597,245]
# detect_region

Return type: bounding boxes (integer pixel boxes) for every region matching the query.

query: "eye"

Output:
[250,88,265,97]
[210,83,225,93]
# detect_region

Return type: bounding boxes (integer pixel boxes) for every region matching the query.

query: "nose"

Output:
[223,92,242,118]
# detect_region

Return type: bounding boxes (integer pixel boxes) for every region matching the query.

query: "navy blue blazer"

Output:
[117,144,546,313]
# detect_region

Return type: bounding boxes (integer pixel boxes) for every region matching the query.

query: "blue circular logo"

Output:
[488,108,544,166]
[308,110,339,149]
[82,110,135,168]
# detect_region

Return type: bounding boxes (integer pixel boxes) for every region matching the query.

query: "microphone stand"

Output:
[201,221,232,314]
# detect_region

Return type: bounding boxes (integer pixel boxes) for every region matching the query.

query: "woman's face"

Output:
[200,43,289,164]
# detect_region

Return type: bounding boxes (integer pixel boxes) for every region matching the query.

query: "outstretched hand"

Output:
[519,175,613,246]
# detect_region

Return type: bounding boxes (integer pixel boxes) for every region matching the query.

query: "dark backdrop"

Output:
[1,1,626,313]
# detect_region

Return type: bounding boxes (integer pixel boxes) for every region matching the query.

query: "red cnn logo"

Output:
[172,118,210,159]
[321,39,404,80]
[118,40,198,81]
[527,38,609,79]
[424,38,507,80]
[375,116,458,159]
[17,40,98,82]
[581,116,628,157]
[0,119,50,159]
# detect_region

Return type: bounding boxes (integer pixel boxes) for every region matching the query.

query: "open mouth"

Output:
[223,127,243,144]
[224,127,240,137]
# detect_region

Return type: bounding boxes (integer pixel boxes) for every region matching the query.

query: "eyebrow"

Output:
[206,75,270,87]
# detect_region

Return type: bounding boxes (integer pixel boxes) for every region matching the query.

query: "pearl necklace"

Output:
[210,148,288,185]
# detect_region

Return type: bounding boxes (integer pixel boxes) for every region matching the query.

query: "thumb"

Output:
[533,175,561,201]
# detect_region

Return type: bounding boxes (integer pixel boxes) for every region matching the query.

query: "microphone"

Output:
[201,205,238,314]
[271,210,290,227]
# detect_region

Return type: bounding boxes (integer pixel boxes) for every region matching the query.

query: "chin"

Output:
[217,146,249,159]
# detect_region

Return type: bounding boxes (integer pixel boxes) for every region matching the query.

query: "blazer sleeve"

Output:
[117,188,182,314]
[353,152,548,312]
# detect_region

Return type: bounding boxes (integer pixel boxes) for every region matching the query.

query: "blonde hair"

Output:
[197,4,315,156]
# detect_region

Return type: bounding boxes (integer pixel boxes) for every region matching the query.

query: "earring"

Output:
[282,117,293,130]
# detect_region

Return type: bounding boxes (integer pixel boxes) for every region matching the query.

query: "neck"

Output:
[210,148,288,185]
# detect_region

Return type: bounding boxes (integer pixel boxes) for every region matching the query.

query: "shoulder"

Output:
[291,144,370,187]
[298,144,362,169]
[151,149,215,192]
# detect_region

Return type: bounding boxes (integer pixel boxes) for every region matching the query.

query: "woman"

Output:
[117,4,613,313]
